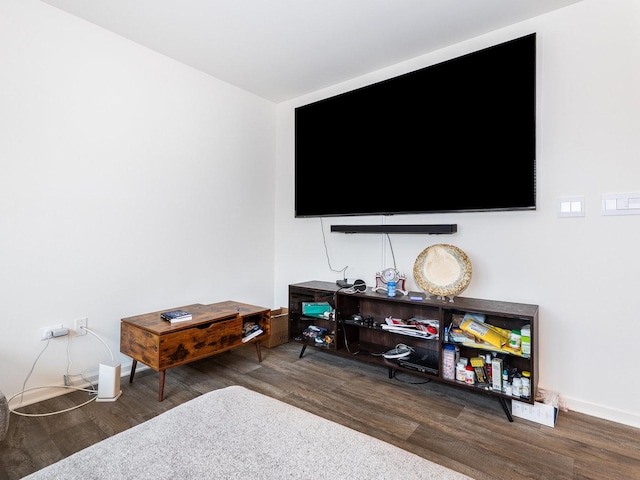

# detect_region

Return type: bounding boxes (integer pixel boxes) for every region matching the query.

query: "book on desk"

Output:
[161,309,193,323]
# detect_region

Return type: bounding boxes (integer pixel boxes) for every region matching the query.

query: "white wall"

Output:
[275,0,640,428]
[0,0,276,405]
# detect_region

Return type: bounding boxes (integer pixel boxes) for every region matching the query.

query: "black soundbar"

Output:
[330,224,457,234]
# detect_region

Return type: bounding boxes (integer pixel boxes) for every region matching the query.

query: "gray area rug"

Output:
[23,385,471,479]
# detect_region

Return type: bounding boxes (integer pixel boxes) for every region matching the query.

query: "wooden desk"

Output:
[120,301,270,401]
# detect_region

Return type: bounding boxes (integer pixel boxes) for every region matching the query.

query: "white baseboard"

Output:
[7,361,146,408]
[564,395,640,429]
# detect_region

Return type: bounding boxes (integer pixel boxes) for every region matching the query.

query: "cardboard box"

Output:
[512,399,559,427]
[262,308,289,348]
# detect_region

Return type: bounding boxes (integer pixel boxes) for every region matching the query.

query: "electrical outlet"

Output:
[75,317,88,336]
[40,324,62,341]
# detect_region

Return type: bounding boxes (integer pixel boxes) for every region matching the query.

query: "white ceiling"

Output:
[40,0,581,103]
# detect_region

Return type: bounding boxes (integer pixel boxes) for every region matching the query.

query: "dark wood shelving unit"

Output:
[289,280,538,421]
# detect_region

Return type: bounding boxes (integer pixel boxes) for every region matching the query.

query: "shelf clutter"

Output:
[441,311,534,401]
[288,280,539,422]
[450,312,531,358]
[381,316,439,339]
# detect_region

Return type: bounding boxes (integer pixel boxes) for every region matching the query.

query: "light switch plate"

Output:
[602,192,640,215]
[558,196,585,217]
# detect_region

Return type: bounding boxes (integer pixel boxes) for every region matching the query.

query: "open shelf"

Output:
[289,281,538,421]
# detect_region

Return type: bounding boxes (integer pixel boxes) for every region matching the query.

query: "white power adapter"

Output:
[52,328,69,338]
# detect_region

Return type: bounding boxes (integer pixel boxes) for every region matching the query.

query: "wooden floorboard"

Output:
[1,341,639,480]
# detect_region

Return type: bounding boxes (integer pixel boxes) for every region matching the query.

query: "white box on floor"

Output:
[97,361,122,402]
[512,399,558,427]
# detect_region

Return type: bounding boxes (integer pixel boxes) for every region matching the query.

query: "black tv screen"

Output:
[295,33,536,218]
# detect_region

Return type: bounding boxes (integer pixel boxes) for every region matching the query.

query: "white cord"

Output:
[8,386,97,417]
[320,217,348,279]
[83,326,115,362]
[384,233,398,270]
[10,326,107,417]
[65,333,73,382]
[16,338,50,406]
[11,337,98,417]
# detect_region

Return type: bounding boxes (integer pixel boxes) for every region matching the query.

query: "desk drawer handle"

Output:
[195,314,238,330]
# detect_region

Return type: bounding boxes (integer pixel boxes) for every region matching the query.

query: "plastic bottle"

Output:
[484,354,493,384]
[509,330,521,351]
[465,365,475,385]
[502,369,509,392]
[387,281,396,297]
[512,377,522,397]
[521,376,530,399]
[520,325,531,356]
[442,345,456,380]
[521,371,531,399]
[456,362,467,382]
[505,383,512,396]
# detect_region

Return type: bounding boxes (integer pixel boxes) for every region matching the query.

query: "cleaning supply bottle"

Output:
[387,281,396,297]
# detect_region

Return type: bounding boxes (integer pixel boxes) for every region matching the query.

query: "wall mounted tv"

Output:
[295,33,536,218]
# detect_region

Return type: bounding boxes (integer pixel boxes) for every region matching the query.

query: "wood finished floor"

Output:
[1,341,639,480]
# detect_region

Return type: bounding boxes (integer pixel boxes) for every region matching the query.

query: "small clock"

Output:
[381,268,400,283]
[373,268,408,295]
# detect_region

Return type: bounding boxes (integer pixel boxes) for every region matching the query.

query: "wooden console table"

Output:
[120,301,270,401]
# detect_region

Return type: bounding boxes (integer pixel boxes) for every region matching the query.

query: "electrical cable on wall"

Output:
[65,331,97,389]
[320,217,348,279]
[384,233,398,270]
[9,338,98,417]
[65,334,73,383]
[15,338,50,407]
[83,327,115,362]
[9,325,119,417]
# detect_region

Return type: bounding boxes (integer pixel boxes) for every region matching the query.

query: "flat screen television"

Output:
[294,33,536,218]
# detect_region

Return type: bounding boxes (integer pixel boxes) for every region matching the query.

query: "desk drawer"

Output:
[121,323,162,369]
[158,316,242,368]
